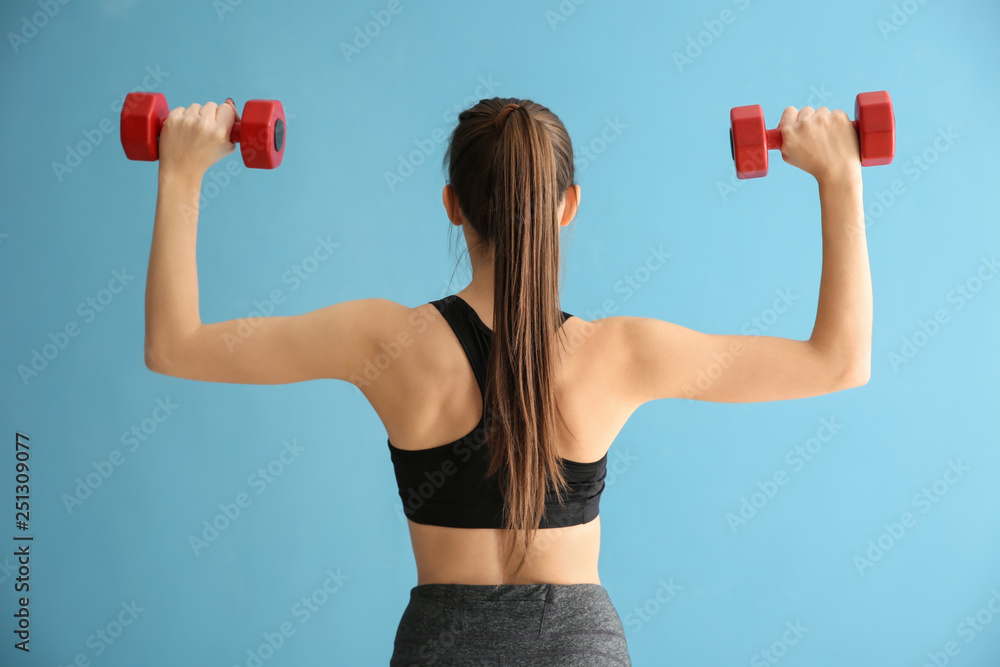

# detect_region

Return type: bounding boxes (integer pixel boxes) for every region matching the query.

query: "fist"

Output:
[777,106,861,183]
[158,99,240,177]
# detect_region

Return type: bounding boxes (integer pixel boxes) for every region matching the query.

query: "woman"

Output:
[145,95,870,665]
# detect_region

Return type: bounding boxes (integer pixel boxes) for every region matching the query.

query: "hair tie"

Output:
[496,103,521,131]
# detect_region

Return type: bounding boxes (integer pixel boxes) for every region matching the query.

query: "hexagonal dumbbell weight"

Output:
[120,92,286,169]
[729,91,894,179]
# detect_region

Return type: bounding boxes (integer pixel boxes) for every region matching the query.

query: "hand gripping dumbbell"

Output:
[729,91,894,179]
[120,92,286,169]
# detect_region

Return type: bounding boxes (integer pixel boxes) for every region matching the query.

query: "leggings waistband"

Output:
[409,582,607,602]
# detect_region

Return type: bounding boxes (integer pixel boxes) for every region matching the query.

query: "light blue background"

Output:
[1,0,998,665]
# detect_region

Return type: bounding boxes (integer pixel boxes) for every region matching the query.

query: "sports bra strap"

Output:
[431,295,491,396]
[430,295,575,399]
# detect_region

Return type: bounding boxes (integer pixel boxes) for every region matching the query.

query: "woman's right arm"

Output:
[611,105,871,405]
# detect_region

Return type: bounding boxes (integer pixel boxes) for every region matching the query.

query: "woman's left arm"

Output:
[144,99,402,385]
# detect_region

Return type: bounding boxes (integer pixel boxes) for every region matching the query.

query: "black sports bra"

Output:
[386,295,607,529]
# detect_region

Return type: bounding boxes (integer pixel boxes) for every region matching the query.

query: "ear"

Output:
[559,184,581,227]
[442,185,463,227]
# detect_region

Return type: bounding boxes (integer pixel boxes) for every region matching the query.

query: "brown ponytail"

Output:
[443,98,577,582]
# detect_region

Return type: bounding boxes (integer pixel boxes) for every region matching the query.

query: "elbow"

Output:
[835,356,871,389]
[145,328,198,377]
[144,344,174,376]
[841,366,871,389]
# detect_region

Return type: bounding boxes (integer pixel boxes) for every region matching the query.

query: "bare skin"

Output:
[144,100,871,586]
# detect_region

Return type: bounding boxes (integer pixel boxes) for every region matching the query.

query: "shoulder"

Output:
[554,314,635,370]
[352,299,455,367]
[554,314,675,398]
[558,314,631,347]
[364,299,444,341]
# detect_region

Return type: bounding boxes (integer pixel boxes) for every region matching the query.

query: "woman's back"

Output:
[365,291,636,586]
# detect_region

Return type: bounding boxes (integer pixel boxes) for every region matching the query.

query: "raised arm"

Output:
[142,99,404,385]
[614,104,871,405]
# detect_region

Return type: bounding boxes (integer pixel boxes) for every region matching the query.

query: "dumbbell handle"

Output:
[760,121,862,151]
[764,127,783,150]
[142,111,243,144]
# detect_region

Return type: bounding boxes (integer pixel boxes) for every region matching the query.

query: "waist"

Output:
[407,516,602,586]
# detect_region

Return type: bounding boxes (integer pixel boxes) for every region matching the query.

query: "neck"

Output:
[460,248,494,304]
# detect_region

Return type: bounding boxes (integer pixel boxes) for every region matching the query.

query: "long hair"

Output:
[442,97,577,581]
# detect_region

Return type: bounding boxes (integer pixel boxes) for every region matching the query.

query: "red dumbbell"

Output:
[120,92,286,169]
[729,91,894,179]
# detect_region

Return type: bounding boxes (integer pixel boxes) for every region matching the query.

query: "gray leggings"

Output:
[390,582,631,666]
